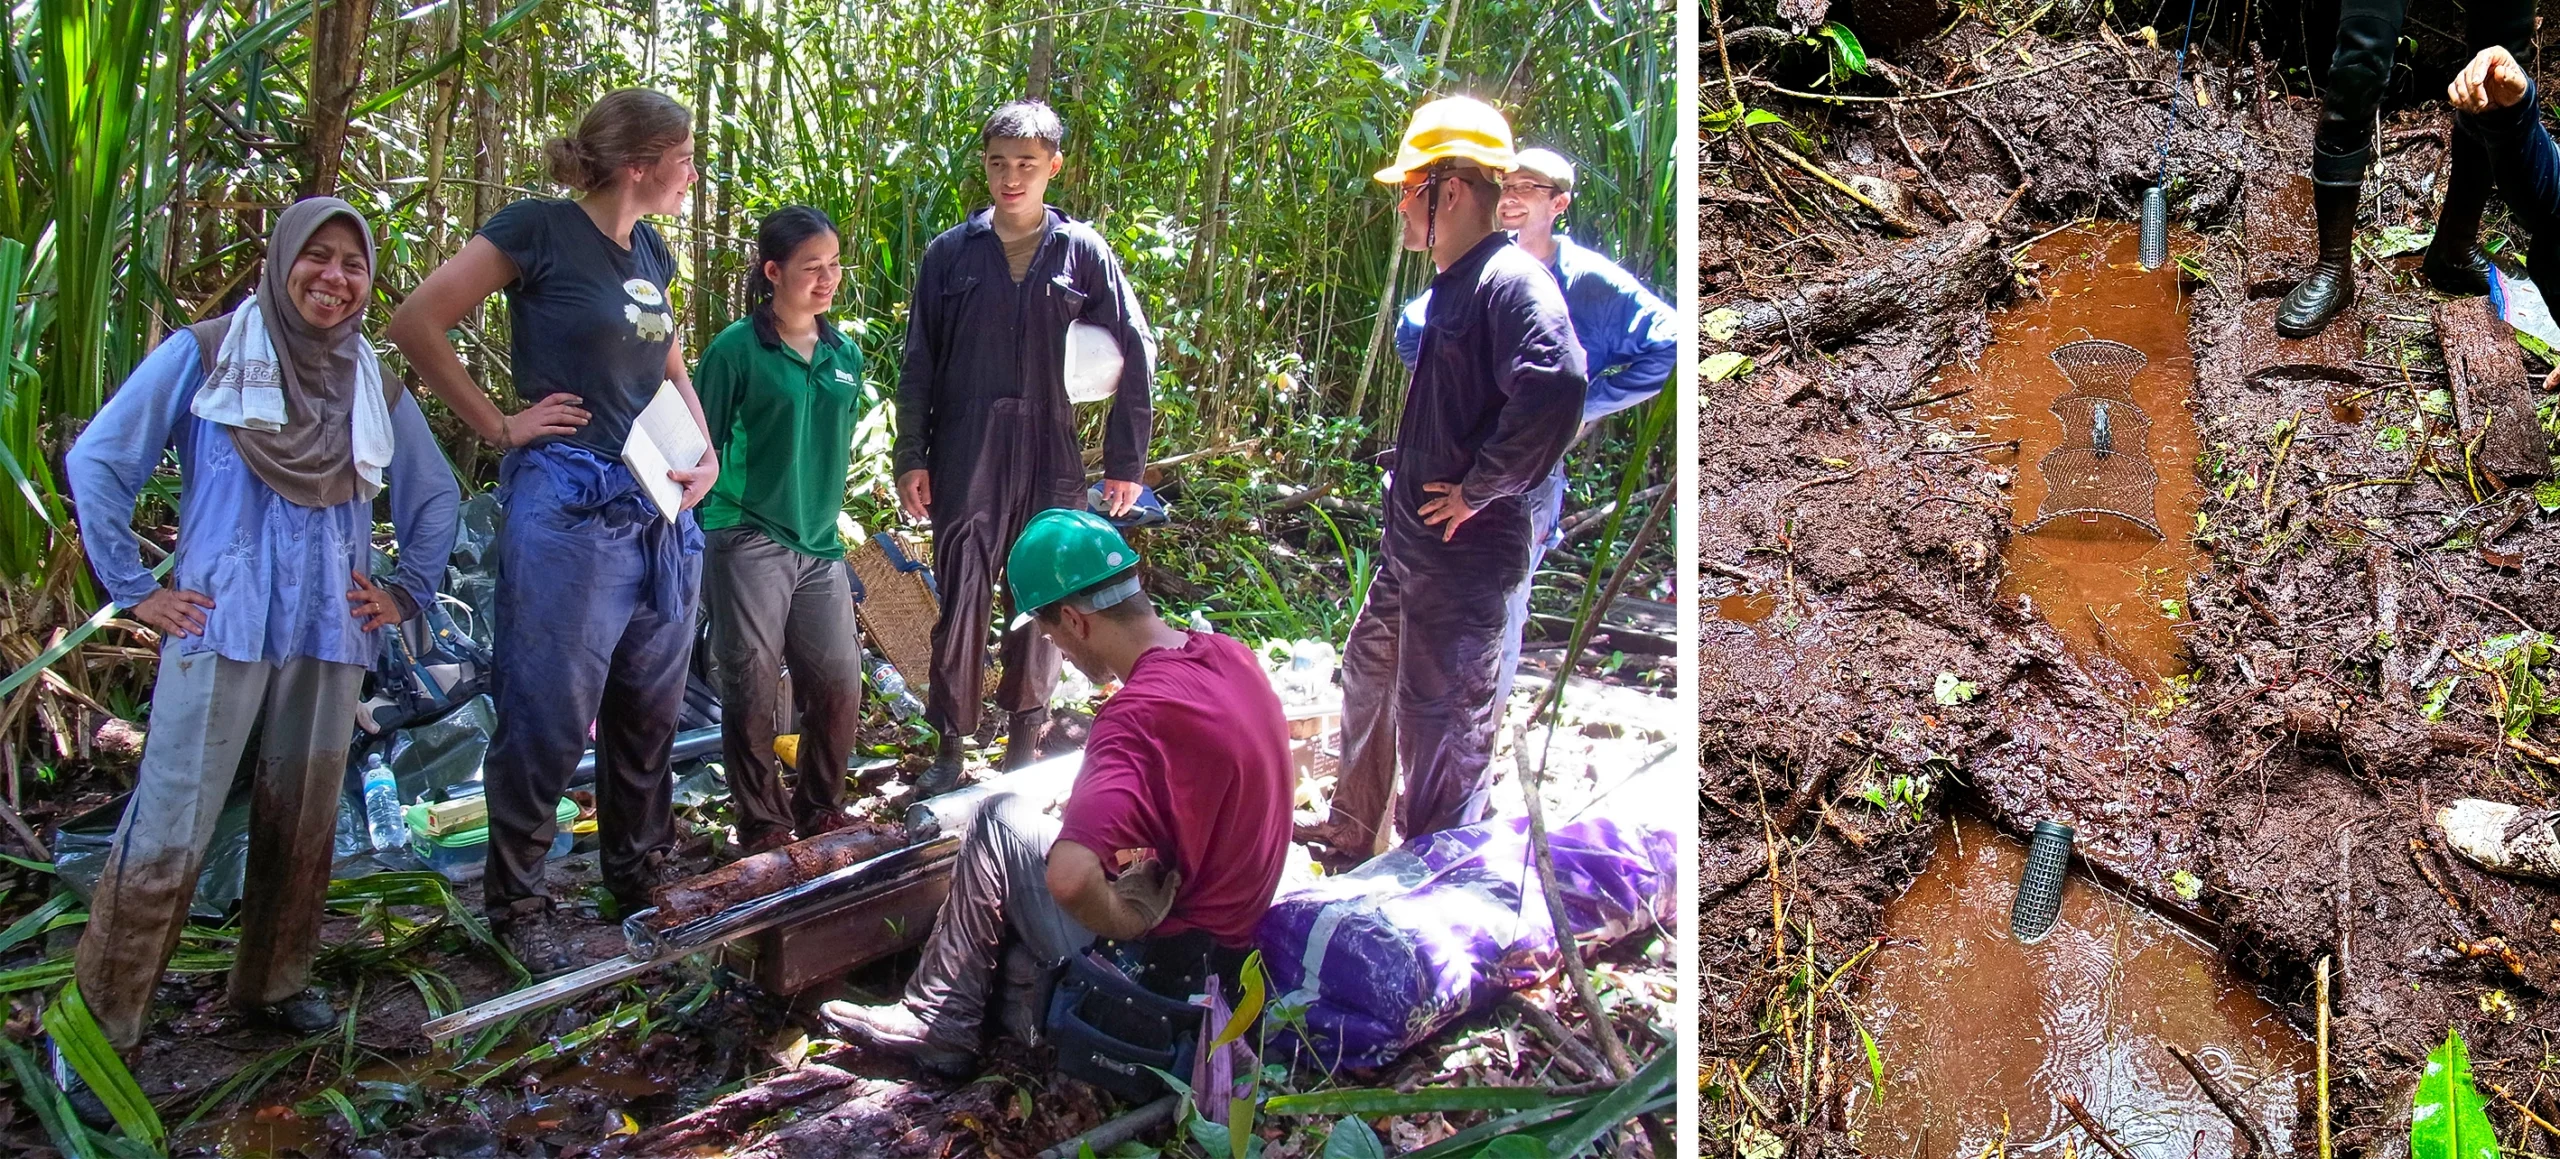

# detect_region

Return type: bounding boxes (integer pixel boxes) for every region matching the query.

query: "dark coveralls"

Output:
[895,207,1155,741]
[1332,233,1586,850]
[2313,1,2531,198]
[2458,79,2560,287]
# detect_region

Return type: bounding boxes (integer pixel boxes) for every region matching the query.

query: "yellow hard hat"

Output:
[1373,96,1517,184]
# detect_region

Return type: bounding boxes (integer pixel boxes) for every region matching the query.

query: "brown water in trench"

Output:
[1853,824,2311,1158]
[1922,224,2205,688]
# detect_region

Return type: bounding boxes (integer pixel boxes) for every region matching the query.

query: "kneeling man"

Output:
[821,510,1293,1071]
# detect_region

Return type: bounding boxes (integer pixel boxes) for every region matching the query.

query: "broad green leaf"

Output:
[2410,1027,2497,1159]
[1323,1116,1385,1159]
[1215,950,1266,1047]
[43,981,162,1145]
[1703,308,1744,342]
[1479,1137,1544,1158]
[1704,351,1753,382]
[1817,22,1870,75]
[1932,671,1978,705]
[1228,1096,1255,1159]
[1540,1050,1672,1156]
[0,892,78,956]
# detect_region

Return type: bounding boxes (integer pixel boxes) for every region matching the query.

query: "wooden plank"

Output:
[755,869,954,995]
[2434,296,2552,481]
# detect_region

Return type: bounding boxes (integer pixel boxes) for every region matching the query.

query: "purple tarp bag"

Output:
[1255,763,1678,1072]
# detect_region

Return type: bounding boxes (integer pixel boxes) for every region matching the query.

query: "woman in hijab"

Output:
[63,197,460,1077]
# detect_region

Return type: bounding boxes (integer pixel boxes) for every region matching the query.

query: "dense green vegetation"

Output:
[0,0,1672,760]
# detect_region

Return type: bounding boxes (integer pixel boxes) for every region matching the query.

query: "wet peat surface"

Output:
[1706,19,2560,1157]
[1859,824,2310,1159]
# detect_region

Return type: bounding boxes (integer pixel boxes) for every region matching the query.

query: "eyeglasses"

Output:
[1500,181,1559,198]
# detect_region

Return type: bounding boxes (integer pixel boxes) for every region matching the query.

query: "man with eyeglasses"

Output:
[1393,147,1678,567]
[894,99,1158,797]
[1313,98,1587,862]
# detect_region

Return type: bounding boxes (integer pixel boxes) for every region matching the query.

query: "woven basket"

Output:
[847,532,946,695]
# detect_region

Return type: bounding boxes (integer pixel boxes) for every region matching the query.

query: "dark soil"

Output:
[1706,14,2560,1157]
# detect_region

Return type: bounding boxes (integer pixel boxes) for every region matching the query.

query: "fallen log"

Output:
[600,1064,859,1157]
[650,825,908,927]
[1729,220,2000,350]
[2434,296,2551,481]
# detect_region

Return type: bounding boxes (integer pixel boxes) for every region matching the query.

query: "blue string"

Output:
[2157,0,2203,190]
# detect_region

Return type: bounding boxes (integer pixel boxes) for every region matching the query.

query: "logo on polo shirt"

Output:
[835,369,859,386]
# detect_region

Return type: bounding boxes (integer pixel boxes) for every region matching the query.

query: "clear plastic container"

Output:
[408,796,580,880]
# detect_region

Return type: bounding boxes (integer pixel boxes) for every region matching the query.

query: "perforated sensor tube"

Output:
[2012,820,2075,943]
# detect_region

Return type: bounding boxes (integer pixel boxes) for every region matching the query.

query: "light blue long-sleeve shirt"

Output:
[1395,235,1678,422]
[68,329,462,667]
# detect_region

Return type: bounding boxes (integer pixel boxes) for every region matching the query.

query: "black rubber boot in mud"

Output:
[2424,135,2494,297]
[915,736,965,799]
[1000,708,1049,772]
[2275,183,2360,338]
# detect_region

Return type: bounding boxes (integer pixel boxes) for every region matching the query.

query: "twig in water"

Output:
[1887,384,1974,411]
[2059,1092,2138,1159]
[2168,1043,2274,1157]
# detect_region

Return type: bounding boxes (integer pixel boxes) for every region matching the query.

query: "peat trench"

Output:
[1705,24,2560,1157]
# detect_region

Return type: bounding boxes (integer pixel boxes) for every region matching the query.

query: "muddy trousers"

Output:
[923,498,1064,743]
[705,527,864,839]
[1326,536,1534,854]
[903,793,1092,1048]
[482,449,702,916]
[2313,0,2532,194]
[74,648,360,1052]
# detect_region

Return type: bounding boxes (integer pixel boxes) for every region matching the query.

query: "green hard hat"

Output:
[1008,509,1144,615]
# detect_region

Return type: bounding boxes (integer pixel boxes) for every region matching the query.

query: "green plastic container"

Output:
[408,797,579,880]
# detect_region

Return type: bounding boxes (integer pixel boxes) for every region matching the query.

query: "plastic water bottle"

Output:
[361,754,405,853]
[1284,640,1338,704]
[867,657,926,721]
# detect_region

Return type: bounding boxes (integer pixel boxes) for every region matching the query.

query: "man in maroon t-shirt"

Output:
[820,510,1293,1073]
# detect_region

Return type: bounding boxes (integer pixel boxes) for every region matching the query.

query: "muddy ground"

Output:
[0,669,1674,1158]
[1706,11,2560,1157]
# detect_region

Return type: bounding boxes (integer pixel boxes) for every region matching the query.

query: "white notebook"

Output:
[622,380,708,523]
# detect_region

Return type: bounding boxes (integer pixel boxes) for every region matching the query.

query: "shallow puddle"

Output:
[1852,824,2311,1158]
[1922,223,2204,687]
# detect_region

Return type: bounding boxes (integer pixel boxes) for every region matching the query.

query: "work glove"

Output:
[1110,859,1182,933]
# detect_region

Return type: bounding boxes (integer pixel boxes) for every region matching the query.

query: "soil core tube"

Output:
[1855,824,2311,1157]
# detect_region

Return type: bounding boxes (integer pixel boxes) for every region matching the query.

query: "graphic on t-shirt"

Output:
[623,279,673,341]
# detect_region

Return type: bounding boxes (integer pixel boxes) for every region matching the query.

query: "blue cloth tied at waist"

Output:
[499,441,701,619]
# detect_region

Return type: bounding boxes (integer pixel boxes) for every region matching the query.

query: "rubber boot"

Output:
[915,735,965,799]
[1001,708,1049,771]
[2422,138,2493,297]
[2275,182,2361,338]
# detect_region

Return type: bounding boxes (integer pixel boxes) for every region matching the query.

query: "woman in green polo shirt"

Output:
[697,205,868,853]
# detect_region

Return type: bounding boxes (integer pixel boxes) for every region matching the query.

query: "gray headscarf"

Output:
[186,196,392,508]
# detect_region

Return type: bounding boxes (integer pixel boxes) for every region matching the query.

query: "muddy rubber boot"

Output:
[607,847,678,916]
[2423,138,2494,297]
[2437,799,2560,880]
[2275,183,2361,338]
[491,897,577,980]
[817,1000,977,1076]
[250,988,340,1036]
[915,736,965,799]
[1000,708,1049,771]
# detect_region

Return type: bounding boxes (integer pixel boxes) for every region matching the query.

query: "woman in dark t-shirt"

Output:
[388,88,715,977]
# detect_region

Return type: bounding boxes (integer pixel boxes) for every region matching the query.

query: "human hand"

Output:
[1098,478,1141,518]
[897,469,933,521]
[1417,481,1479,541]
[1109,858,1182,932]
[669,449,719,511]
[498,393,589,448]
[2451,46,2531,114]
[132,587,215,638]
[346,571,407,631]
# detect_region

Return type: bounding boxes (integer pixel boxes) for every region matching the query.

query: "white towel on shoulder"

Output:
[191,294,398,501]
